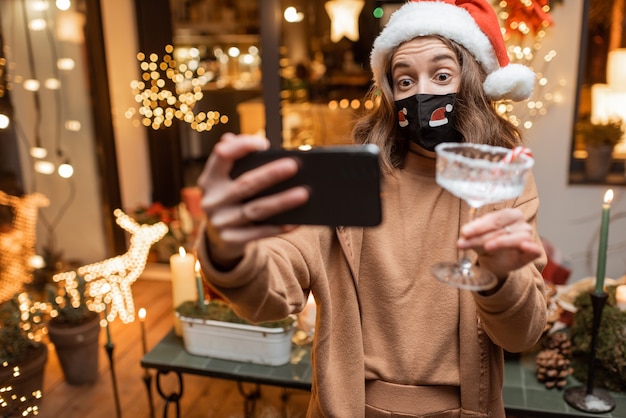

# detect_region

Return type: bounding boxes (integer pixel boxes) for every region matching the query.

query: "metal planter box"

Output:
[177,313,295,366]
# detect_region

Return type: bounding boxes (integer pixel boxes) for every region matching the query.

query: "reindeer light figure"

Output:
[53,209,168,324]
[0,191,50,302]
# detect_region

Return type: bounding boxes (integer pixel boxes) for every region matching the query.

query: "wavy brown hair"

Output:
[352,36,524,174]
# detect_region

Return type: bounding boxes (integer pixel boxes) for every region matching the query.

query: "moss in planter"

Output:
[569,286,626,393]
[176,300,295,330]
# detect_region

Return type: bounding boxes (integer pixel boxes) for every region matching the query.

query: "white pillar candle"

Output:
[170,247,197,335]
[616,285,626,311]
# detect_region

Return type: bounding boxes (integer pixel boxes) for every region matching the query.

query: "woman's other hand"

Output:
[457,208,543,280]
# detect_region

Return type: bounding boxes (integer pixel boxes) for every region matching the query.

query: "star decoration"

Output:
[325,0,364,43]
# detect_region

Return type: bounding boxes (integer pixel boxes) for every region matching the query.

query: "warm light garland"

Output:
[0,293,45,416]
[493,0,563,130]
[0,192,50,302]
[128,45,228,133]
[53,209,168,324]
[0,362,42,416]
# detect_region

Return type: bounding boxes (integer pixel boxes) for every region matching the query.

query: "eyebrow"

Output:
[391,52,457,74]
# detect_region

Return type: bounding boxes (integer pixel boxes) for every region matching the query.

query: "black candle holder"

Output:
[105,342,122,418]
[563,291,615,414]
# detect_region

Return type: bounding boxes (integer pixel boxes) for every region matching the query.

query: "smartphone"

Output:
[230,144,382,226]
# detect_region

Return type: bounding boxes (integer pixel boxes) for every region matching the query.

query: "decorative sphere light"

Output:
[29,255,45,269]
[45,78,61,90]
[227,47,240,58]
[32,1,49,11]
[64,120,81,131]
[30,146,48,159]
[284,6,304,23]
[29,18,47,31]
[58,162,74,178]
[23,79,41,91]
[0,114,9,129]
[56,0,71,11]
[34,160,55,175]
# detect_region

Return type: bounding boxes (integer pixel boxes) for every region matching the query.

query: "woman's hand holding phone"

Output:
[197,133,309,268]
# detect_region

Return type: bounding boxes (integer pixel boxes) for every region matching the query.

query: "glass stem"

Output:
[459,206,477,275]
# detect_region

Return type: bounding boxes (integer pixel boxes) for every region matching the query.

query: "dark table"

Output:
[141,330,626,417]
[141,330,312,417]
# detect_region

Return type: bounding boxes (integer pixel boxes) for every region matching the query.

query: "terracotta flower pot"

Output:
[47,313,101,385]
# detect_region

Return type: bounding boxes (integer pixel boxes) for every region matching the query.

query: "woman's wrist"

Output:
[203,230,243,272]
[477,276,507,296]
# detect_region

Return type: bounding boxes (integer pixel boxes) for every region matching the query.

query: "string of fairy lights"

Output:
[492,0,563,130]
[126,45,229,132]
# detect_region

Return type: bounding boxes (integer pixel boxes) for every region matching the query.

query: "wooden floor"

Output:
[37,278,311,418]
[35,277,533,418]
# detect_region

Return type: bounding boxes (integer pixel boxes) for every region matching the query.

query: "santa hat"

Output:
[370,0,535,102]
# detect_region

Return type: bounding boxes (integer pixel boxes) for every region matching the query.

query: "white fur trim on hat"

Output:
[484,63,536,101]
[370,1,535,102]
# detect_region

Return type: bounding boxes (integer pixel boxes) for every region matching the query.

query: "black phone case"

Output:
[230,144,382,226]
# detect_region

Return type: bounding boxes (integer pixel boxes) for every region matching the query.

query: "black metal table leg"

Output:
[155,370,184,418]
[237,381,261,418]
[142,369,155,418]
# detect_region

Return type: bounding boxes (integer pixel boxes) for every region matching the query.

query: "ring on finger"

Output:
[504,225,512,234]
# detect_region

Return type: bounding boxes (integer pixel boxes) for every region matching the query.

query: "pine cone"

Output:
[535,332,573,389]
[544,331,572,356]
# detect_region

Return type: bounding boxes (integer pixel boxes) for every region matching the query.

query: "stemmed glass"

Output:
[431,142,535,291]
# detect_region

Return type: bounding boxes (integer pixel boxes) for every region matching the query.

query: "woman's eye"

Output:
[397,78,412,88]
[435,73,451,82]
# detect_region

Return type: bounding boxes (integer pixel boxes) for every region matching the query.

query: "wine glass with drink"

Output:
[431,142,535,290]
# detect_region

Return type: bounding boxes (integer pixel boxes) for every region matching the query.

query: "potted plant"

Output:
[175,299,296,366]
[576,117,624,180]
[0,293,48,416]
[46,274,101,385]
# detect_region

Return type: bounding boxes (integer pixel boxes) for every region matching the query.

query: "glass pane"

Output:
[570,0,626,184]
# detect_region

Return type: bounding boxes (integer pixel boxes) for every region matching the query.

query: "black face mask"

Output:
[394,93,463,151]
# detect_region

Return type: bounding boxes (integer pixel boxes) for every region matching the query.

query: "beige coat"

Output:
[198,165,547,417]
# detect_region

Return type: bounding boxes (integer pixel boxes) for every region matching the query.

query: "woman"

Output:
[196,1,547,416]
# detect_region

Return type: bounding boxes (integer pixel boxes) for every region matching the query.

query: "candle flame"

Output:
[195,260,200,273]
[604,189,614,205]
[138,307,146,320]
[179,246,186,257]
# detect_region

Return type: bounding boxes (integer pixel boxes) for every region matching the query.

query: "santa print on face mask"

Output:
[395,93,463,151]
